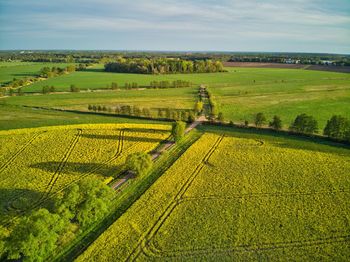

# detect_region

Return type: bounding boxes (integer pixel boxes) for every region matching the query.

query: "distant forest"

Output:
[0,50,349,66]
[104,58,225,74]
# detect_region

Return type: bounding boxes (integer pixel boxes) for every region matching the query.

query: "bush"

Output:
[125,152,153,176]
[172,121,186,143]
[70,84,80,92]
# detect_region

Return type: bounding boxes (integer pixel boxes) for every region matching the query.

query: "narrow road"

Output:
[111,112,208,190]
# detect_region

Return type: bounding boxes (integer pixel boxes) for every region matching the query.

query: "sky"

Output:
[0,0,349,53]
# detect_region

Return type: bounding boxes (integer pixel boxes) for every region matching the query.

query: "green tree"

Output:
[17,88,23,96]
[42,86,50,94]
[70,84,80,92]
[290,113,318,134]
[323,115,350,140]
[111,82,118,90]
[194,101,203,115]
[7,209,66,262]
[125,152,153,176]
[66,65,76,73]
[172,121,186,143]
[55,178,114,228]
[254,112,266,127]
[218,112,224,122]
[157,109,164,118]
[188,111,196,123]
[269,115,282,130]
[40,67,51,78]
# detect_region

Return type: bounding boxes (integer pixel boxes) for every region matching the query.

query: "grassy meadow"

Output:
[16,66,349,93]
[3,66,349,130]
[1,87,197,111]
[77,126,350,261]
[0,104,169,131]
[0,62,75,85]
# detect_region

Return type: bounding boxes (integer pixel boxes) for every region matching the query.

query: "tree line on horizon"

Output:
[104,58,225,74]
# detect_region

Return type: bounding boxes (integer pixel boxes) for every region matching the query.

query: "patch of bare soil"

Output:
[224,62,350,73]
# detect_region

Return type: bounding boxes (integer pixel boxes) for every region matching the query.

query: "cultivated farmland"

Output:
[0,62,75,85]
[77,127,350,261]
[7,66,349,130]
[0,123,171,225]
[2,87,197,112]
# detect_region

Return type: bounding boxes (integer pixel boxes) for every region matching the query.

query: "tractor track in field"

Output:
[1,129,83,226]
[127,135,224,261]
[181,188,350,201]
[2,129,126,227]
[37,129,126,205]
[147,234,350,259]
[0,132,43,181]
[41,129,83,200]
[6,129,83,209]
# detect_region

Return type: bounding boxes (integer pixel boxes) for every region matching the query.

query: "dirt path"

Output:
[111,96,208,190]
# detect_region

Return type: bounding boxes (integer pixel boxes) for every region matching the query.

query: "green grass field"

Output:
[0,104,168,131]
[210,85,350,129]
[0,62,75,84]
[1,87,197,111]
[18,67,349,93]
[3,67,349,129]
[77,126,350,261]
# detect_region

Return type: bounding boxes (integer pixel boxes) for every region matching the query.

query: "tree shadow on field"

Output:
[81,68,105,73]
[0,188,45,215]
[81,134,164,143]
[30,161,123,177]
[123,127,169,134]
[201,125,350,157]
[12,73,37,77]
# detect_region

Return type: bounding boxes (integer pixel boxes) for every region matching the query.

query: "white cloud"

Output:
[0,0,349,52]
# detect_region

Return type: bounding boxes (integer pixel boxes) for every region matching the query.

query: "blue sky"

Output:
[0,0,349,53]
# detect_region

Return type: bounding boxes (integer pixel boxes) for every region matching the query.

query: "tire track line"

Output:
[0,132,43,180]
[42,129,83,199]
[182,189,350,201]
[37,129,126,204]
[156,234,350,259]
[127,135,224,261]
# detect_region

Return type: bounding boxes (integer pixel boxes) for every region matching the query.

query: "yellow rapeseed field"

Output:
[77,130,350,261]
[0,123,170,225]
